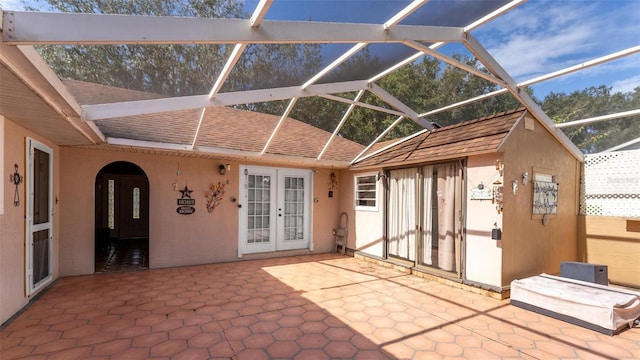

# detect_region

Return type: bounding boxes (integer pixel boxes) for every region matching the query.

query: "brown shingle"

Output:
[63,80,365,162]
[351,108,525,169]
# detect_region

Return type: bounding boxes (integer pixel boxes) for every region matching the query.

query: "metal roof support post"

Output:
[368,83,434,130]
[261,97,298,155]
[317,90,365,161]
[463,33,584,161]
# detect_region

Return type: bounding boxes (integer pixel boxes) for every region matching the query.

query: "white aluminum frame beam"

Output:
[418,44,640,118]
[601,136,640,153]
[463,0,526,32]
[0,41,105,143]
[384,0,429,30]
[107,137,351,168]
[402,39,506,87]
[317,94,405,117]
[317,90,365,160]
[368,83,434,130]
[250,0,273,27]
[191,108,207,148]
[351,116,412,163]
[208,44,246,99]
[301,43,367,90]
[555,109,640,129]
[2,12,464,45]
[369,0,524,84]
[463,33,583,161]
[82,80,368,121]
[261,97,298,154]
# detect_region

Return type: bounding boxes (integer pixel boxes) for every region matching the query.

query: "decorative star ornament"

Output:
[180,185,193,199]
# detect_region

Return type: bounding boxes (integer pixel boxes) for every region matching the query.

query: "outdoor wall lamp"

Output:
[219,164,226,175]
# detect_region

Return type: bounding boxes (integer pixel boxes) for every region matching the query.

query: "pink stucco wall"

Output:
[1,117,61,325]
[58,147,341,276]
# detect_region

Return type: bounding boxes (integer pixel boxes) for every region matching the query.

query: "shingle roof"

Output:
[351,108,526,169]
[63,80,364,163]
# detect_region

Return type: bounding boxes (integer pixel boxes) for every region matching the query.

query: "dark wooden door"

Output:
[97,174,149,240]
[118,175,149,239]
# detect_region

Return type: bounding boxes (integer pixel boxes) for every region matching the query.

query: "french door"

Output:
[238,166,312,256]
[26,138,53,295]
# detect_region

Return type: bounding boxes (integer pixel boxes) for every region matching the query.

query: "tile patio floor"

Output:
[1,253,638,359]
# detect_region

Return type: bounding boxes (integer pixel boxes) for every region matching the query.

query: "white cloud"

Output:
[0,0,24,10]
[611,75,640,94]
[476,0,640,82]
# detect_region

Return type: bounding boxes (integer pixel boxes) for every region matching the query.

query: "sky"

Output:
[1,0,638,99]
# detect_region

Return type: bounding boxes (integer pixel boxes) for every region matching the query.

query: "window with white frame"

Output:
[355,173,378,210]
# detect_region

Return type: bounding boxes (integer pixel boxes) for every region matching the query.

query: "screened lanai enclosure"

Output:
[1,0,640,326]
[1,0,638,158]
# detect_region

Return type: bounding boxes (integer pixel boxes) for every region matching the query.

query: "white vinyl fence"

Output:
[581,149,640,217]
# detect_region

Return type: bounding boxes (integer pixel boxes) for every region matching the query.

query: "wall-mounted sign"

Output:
[470,187,493,200]
[177,185,195,215]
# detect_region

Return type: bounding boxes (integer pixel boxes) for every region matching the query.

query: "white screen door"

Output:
[239,166,311,256]
[26,138,53,295]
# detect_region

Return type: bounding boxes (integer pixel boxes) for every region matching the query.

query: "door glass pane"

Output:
[387,168,417,261]
[33,229,49,285]
[133,187,140,219]
[108,180,115,230]
[33,148,50,225]
[247,174,271,244]
[283,176,305,241]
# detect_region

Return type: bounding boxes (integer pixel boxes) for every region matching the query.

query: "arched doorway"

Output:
[95,161,149,272]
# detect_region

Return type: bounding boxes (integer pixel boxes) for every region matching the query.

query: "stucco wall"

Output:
[578,216,640,288]
[1,117,61,325]
[500,115,580,287]
[465,154,503,288]
[58,147,340,276]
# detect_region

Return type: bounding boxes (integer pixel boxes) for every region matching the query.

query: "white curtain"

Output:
[388,168,416,261]
[421,166,434,265]
[437,163,457,271]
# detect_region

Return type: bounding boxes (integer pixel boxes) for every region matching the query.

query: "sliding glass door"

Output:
[387,162,463,276]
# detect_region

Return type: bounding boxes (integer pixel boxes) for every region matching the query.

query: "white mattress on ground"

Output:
[511,274,640,333]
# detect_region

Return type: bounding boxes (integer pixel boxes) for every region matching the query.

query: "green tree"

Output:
[543,86,640,153]
[28,0,322,97]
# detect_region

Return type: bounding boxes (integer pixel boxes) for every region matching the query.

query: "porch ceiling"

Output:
[1,1,639,164]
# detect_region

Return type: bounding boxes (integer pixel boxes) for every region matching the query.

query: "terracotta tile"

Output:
[294,348,330,360]
[2,254,639,360]
[132,332,168,348]
[110,348,150,360]
[31,339,77,355]
[150,339,188,357]
[324,341,358,358]
[242,333,275,349]
[76,331,117,346]
[297,333,329,349]
[91,339,132,356]
[188,332,223,348]
[171,348,211,360]
[168,325,201,340]
[234,348,269,360]
[0,345,35,359]
[20,330,62,346]
[266,340,301,358]
[45,347,93,360]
